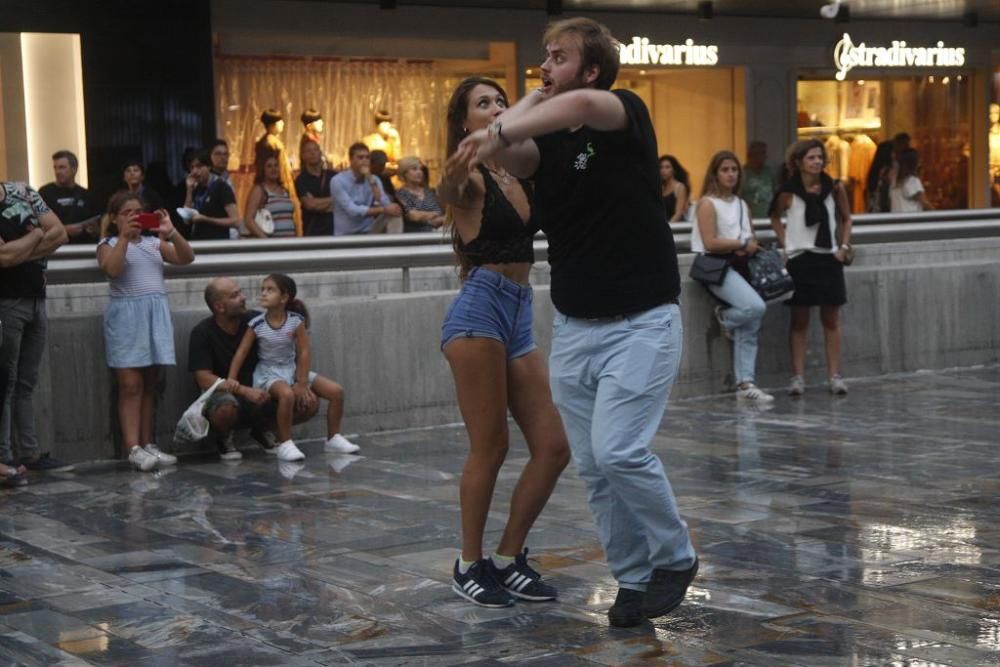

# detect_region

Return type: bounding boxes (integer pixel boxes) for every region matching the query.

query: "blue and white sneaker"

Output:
[452,559,514,608]
[490,548,557,601]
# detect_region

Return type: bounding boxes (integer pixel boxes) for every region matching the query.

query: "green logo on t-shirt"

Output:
[574,142,596,171]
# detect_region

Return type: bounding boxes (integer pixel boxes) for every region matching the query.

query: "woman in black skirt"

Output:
[770,139,852,396]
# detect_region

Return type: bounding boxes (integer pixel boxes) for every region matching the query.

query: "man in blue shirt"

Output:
[330,142,402,235]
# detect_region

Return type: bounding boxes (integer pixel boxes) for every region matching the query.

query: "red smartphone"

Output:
[135,212,161,230]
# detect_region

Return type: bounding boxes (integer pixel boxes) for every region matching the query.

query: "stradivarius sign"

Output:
[833,33,965,81]
[618,36,719,66]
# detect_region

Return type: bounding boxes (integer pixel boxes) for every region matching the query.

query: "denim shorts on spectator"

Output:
[441,266,535,360]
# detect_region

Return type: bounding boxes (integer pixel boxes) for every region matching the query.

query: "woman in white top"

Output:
[890,148,932,213]
[770,139,853,396]
[693,150,771,401]
[97,192,194,472]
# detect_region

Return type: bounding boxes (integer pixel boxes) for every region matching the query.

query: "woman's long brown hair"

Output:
[444,76,510,280]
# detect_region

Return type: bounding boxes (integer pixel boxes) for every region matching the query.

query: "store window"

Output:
[990,70,1000,207]
[215,53,511,207]
[797,75,970,213]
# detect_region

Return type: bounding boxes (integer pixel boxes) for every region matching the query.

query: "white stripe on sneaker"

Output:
[464,580,483,597]
[507,573,530,591]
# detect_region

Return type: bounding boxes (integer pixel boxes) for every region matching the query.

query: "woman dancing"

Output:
[438,77,570,608]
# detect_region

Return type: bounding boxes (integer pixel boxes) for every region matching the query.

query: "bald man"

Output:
[187,277,318,459]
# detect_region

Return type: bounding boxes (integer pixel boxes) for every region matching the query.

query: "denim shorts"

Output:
[441,266,536,360]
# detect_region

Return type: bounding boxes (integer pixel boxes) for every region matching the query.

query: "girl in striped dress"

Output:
[227,274,358,463]
[97,192,194,472]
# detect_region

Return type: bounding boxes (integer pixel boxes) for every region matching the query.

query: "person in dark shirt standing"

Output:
[38,150,99,244]
[459,16,697,628]
[294,140,336,236]
[121,159,166,212]
[184,150,241,240]
[0,181,71,480]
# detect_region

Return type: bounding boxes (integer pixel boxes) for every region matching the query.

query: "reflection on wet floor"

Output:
[2,366,1000,665]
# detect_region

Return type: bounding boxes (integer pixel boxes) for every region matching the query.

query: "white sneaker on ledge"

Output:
[276,440,305,461]
[144,443,177,466]
[736,383,775,402]
[324,434,360,454]
[129,445,159,472]
[788,375,805,397]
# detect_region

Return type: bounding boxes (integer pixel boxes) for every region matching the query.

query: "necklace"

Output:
[486,163,511,185]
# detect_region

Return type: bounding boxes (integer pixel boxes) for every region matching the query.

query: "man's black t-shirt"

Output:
[532,89,681,318]
[38,182,97,245]
[190,179,236,240]
[0,182,50,299]
[295,168,337,236]
[187,311,259,387]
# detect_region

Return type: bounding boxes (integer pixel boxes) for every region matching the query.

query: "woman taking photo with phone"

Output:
[97,192,194,471]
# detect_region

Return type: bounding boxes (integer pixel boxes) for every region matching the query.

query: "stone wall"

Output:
[34,238,1000,462]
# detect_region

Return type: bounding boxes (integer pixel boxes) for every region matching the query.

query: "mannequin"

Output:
[254,108,303,236]
[300,108,325,157]
[362,109,402,166]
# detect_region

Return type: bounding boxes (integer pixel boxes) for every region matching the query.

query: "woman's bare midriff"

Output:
[479,262,532,285]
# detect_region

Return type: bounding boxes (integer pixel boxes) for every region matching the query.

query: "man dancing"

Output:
[458,17,697,627]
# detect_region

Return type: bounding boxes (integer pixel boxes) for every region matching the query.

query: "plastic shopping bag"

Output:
[174,378,224,443]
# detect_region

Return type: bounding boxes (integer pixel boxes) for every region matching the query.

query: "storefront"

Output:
[796,33,976,212]
[210,1,999,215]
[213,31,519,204]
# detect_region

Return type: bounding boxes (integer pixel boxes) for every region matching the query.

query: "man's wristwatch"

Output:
[839,243,851,251]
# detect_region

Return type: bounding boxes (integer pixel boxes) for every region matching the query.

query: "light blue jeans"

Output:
[708,269,766,386]
[549,302,696,591]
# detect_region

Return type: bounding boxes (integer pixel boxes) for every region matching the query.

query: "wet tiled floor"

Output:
[2,366,1000,665]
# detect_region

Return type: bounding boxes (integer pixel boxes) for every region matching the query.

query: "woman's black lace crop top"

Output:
[458,165,536,265]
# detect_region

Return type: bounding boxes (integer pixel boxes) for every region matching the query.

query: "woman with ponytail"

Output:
[228,273,358,464]
[435,77,570,608]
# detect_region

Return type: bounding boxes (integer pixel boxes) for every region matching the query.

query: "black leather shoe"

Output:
[641,558,699,619]
[608,587,645,627]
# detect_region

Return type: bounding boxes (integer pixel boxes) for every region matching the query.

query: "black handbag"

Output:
[748,247,795,302]
[689,253,730,286]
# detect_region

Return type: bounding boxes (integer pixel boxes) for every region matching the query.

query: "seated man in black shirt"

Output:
[184,150,241,240]
[295,140,336,236]
[38,150,99,244]
[188,277,318,459]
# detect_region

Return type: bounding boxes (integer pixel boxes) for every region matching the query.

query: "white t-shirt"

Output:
[691,196,751,254]
[890,175,925,213]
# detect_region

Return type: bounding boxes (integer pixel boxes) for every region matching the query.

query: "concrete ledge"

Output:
[31,238,1000,462]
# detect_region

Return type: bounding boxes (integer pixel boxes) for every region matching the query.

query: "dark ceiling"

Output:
[337,0,1000,22]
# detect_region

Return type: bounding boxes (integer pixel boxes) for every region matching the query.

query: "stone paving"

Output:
[1,366,1000,665]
